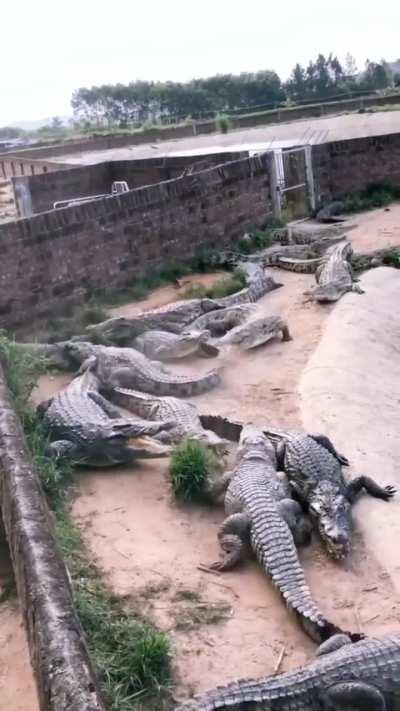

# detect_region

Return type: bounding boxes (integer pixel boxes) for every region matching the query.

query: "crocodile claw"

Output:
[337,453,350,467]
[382,485,396,500]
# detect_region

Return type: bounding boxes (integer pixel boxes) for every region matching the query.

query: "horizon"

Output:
[1,0,399,125]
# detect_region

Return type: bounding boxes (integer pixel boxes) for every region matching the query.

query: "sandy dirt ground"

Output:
[4,205,400,708]
[0,525,39,711]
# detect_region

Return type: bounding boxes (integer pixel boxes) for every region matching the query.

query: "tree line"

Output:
[70,54,400,128]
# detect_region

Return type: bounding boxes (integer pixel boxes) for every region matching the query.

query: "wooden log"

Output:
[0,361,106,711]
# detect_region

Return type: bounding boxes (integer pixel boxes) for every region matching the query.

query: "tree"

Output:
[344,53,358,78]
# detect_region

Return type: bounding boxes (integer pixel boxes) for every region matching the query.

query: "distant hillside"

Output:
[8,116,72,131]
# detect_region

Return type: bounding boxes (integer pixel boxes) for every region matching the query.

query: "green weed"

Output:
[169,440,219,502]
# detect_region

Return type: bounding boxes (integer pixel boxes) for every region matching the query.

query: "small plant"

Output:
[382,250,400,268]
[215,113,232,134]
[80,302,108,326]
[208,269,246,298]
[169,440,219,502]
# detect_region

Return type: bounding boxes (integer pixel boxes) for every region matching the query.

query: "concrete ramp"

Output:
[300,267,400,589]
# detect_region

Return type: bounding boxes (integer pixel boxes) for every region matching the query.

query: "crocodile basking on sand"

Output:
[36,368,172,466]
[305,240,364,302]
[64,342,221,397]
[218,314,292,350]
[208,425,361,644]
[176,631,400,710]
[132,329,219,360]
[109,388,228,454]
[264,428,396,559]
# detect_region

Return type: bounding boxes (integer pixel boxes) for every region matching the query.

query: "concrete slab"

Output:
[300,267,400,590]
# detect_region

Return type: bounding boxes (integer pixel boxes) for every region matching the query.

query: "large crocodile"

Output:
[64,342,221,397]
[175,631,400,710]
[37,368,172,466]
[218,315,291,350]
[85,298,222,343]
[109,388,228,454]
[208,425,360,644]
[305,241,364,302]
[265,428,396,559]
[132,329,219,360]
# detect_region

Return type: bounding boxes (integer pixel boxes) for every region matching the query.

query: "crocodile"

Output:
[132,329,219,360]
[305,241,365,302]
[36,368,172,466]
[64,342,221,397]
[188,305,255,337]
[15,341,74,370]
[218,315,292,350]
[264,428,396,559]
[109,388,228,454]
[208,425,360,644]
[85,298,222,343]
[316,200,346,223]
[175,631,400,710]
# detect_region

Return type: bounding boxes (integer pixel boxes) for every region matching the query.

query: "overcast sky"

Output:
[1,0,399,125]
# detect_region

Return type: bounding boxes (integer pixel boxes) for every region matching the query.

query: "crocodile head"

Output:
[237,425,277,465]
[62,341,96,367]
[190,429,229,456]
[309,480,351,559]
[85,316,142,345]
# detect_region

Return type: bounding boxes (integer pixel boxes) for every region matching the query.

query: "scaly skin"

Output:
[210,426,360,644]
[64,342,221,397]
[175,632,400,710]
[109,388,228,454]
[219,315,291,349]
[37,368,172,467]
[305,241,364,302]
[132,329,219,360]
[266,430,396,559]
[272,256,322,273]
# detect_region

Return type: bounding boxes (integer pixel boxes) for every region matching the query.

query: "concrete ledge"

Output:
[300,267,400,590]
[0,362,105,711]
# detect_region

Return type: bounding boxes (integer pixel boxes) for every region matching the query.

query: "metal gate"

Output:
[273,145,315,221]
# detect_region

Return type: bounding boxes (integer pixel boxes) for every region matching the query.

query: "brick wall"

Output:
[12,152,246,217]
[0,153,273,330]
[312,132,400,206]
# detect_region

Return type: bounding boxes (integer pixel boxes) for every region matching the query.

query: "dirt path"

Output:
[27,208,400,703]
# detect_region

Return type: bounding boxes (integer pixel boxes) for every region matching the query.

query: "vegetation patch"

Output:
[180,267,247,301]
[0,334,172,710]
[169,440,220,503]
[342,183,400,213]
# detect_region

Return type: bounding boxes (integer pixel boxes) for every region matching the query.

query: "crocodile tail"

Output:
[154,368,222,397]
[249,497,350,645]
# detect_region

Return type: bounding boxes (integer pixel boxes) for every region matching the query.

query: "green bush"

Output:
[215,113,232,134]
[169,440,218,502]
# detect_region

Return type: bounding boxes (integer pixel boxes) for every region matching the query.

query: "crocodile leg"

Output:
[76,354,97,375]
[316,633,352,656]
[309,433,349,466]
[210,513,250,571]
[323,681,386,710]
[206,471,233,503]
[281,323,292,342]
[89,391,128,419]
[279,499,312,547]
[352,283,365,294]
[346,476,396,503]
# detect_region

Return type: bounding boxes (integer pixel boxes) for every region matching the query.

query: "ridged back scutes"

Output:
[175,634,400,709]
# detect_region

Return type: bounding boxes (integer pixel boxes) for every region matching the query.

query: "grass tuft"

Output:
[342,182,400,214]
[169,440,219,503]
